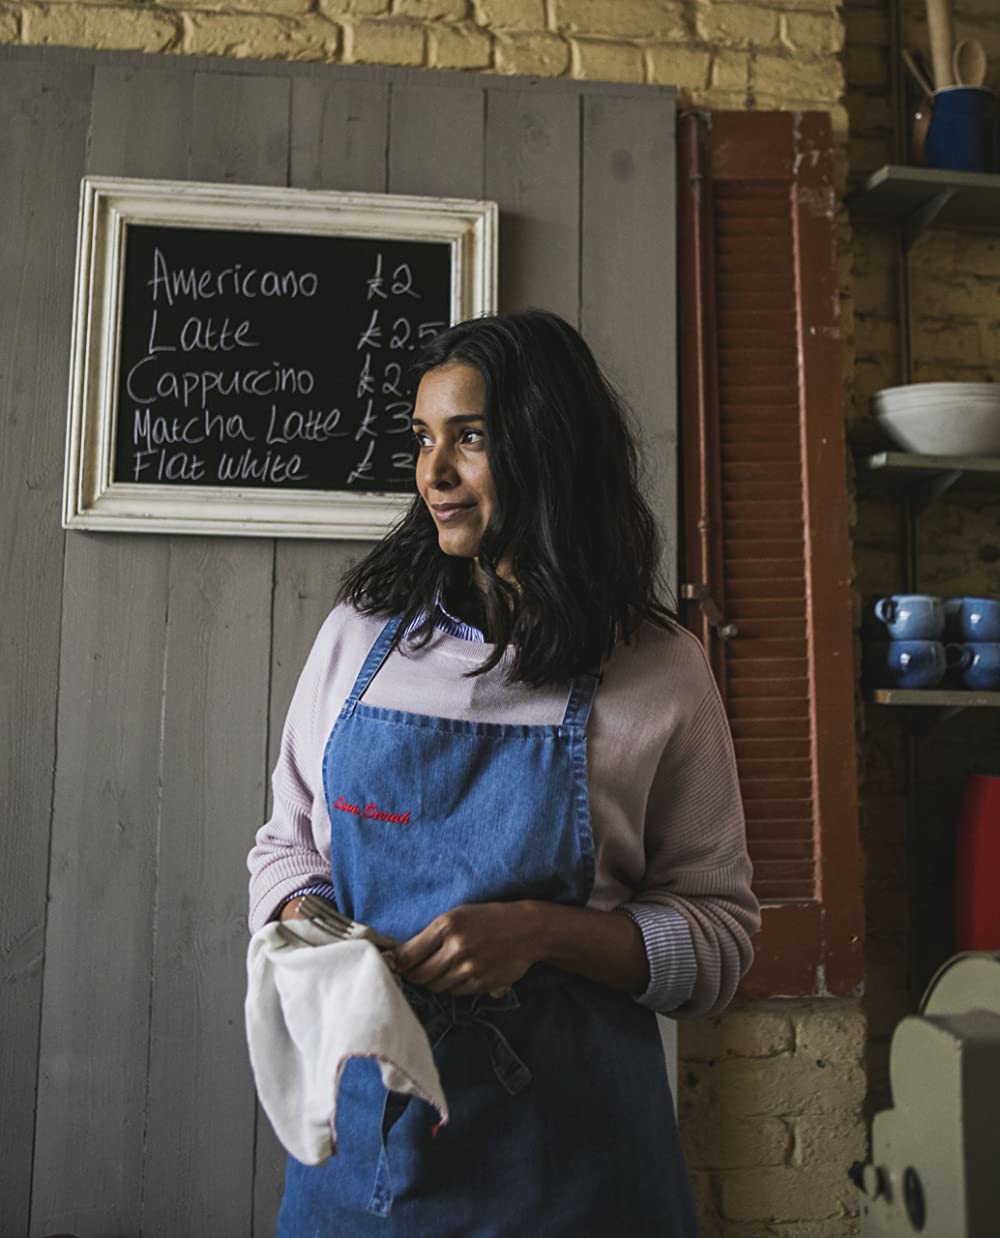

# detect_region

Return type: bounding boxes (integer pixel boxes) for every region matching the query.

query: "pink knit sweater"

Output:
[247,604,759,1018]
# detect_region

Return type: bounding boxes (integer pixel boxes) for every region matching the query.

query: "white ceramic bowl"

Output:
[873,383,1000,456]
[875,382,999,401]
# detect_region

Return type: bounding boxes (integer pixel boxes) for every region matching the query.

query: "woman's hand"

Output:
[388,902,542,995]
[391,900,651,998]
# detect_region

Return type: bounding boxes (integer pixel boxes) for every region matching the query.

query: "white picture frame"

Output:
[63,176,498,539]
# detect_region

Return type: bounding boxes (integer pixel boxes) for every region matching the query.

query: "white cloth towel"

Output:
[245,920,448,1166]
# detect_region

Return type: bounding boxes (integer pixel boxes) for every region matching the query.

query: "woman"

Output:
[248,309,759,1236]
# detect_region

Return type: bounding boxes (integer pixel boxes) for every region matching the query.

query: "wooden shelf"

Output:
[860,455,1000,719]
[869,688,1000,707]
[848,165,1000,232]
[858,449,1000,509]
[861,450,1000,480]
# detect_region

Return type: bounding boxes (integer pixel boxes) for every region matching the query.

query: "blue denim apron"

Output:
[276,616,699,1237]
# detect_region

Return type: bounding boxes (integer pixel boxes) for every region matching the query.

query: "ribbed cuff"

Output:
[617,902,697,1013]
[271,882,338,921]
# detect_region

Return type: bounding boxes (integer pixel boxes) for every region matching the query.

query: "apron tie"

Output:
[366,989,532,1217]
[449,998,533,1096]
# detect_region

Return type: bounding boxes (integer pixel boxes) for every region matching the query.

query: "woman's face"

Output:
[412,361,494,563]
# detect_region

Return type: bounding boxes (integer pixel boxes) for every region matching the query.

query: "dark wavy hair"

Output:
[338,309,676,686]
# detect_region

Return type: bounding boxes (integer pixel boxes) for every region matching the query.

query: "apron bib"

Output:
[277,616,699,1237]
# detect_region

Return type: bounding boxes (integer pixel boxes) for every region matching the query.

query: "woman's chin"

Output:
[436,532,480,559]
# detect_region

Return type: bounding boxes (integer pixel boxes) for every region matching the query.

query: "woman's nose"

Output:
[425,442,458,486]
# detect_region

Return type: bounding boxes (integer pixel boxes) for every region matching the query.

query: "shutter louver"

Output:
[679,111,863,997]
[716,181,814,903]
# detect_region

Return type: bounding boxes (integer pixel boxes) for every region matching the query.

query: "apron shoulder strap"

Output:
[346,615,405,706]
[561,669,601,730]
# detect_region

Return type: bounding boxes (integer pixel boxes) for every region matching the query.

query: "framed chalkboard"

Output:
[63,177,497,538]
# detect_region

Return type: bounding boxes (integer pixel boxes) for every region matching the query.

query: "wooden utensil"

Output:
[953,37,988,88]
[903,48,935,97]
[912,97,933,164]
[925,0,956,88]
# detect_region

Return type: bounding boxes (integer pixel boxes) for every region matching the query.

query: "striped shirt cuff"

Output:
[272,882,338,920]
[617,902,698,1013]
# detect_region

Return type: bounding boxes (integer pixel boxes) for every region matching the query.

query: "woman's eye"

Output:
[461,429,484,445]
[413,429,431,447]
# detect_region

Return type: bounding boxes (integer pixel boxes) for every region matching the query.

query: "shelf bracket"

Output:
[900,188,957,251]
[900,703,964,735]
[915,703,968,733]
[909,468,962,513]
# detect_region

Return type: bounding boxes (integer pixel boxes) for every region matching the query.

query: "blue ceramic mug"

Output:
[943,596,964,638]
[864,640,947,689]
[945,642,1000,690]
[944,597,1000,642]
[871,594,945,640]
[926,87,996,173]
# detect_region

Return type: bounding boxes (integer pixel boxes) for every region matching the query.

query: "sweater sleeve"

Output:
[246,621,334,934]
[621,679,760,1019]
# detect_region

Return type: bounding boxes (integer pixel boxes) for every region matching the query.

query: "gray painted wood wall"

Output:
[0,44,676,1238]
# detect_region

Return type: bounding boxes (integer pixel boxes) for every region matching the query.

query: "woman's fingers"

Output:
[390,915,449,974]
[393,910,482,989]
[389,902,536,994]
[400,947,456,989]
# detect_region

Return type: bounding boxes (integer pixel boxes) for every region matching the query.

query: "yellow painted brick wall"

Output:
[680,1003,866,1238]
[2,2,875,1235]
[2,0,847,140]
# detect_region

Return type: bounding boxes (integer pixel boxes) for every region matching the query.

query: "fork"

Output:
[279,893,398,951]
[281,894,510,997]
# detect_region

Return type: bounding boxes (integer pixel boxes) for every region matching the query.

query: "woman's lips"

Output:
[432,503,475,523]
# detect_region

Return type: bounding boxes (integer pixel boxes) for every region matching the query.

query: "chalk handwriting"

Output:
[356,352,375,398]
[347,439,375,486]
[357,310,382,351]
[121,235,447,492]
[366,253,388,301]
[148,248,318,306]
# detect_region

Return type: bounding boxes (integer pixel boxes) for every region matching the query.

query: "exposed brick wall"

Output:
[680,1004,866,1238]
[2,0,846,132]
[1,1,883,1234]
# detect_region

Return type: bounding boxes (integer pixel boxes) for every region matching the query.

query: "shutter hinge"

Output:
[680,583,738,640]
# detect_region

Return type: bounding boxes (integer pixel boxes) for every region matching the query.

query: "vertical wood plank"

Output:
[579,91,679,1092]
[138,72,289,1238]
[0,56,91,1238]
[284,68,390,691]
[581,92,678,593]
[484,88,581,320]
[388,81,485,199]
[291,72,388,194]
[250,74,392,1232]
[30,64,195,1238]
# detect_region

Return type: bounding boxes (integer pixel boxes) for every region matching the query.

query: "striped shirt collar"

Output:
[433,594,487,643]
[400,592,488,643]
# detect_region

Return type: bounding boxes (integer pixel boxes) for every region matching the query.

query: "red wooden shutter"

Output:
[678,110,863,997]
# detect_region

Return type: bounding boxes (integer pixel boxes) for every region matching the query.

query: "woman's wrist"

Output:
[276,883,337,921]
[279,896,307,922]
[522,900,650,995]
